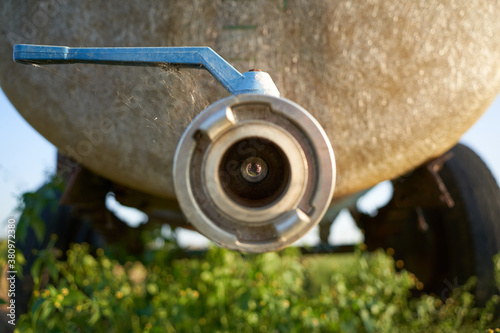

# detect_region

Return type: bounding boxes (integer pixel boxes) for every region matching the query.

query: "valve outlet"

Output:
[173,94,335,253]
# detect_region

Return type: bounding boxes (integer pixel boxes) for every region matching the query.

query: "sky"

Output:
[0,87,499,246]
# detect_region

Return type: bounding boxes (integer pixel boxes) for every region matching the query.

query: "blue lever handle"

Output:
[13,44,280,96]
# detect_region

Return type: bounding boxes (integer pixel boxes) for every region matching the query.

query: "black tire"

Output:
[15,192,104,316]
[360,144,500,304]
[14,158,149,317]
[434,144,500,303]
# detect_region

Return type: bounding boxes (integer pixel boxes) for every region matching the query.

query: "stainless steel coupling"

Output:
[173,94,335,253]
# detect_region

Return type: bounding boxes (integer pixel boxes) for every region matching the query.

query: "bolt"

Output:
[240,156,268,182]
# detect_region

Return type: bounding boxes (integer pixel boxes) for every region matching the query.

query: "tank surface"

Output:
[1,1,500,200]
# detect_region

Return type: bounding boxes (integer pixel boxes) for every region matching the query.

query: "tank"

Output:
[1,1,500,251]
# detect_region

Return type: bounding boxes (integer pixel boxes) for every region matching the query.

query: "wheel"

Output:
[14,178,105,316]
[356,144,500,304]
[436,144,500,302]
[13,154,148,316]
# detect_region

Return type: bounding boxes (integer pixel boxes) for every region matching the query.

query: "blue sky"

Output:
[0,89,56,220]
[1,88,499,245]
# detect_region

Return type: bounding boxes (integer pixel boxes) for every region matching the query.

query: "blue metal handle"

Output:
[13,44,280,96]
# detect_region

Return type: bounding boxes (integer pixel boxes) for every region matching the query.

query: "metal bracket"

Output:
[13,44,280,96]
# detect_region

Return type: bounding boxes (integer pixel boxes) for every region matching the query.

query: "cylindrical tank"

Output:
[1,1,500,201]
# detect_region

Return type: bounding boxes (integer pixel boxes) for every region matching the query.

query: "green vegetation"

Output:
[2,237,498,332]
[15,175,64,245]
[4,176,500,332]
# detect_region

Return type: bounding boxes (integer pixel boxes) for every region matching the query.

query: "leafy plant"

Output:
[11,239,500,333]
[5,174,500,332]
[15,175,65,244]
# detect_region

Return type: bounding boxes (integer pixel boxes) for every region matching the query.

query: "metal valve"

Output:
[14,44,336,252]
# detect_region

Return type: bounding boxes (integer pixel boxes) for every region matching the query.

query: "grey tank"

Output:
[1,0,500,200]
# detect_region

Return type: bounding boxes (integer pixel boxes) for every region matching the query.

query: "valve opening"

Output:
[174,94,335,252]
[218,137,291,208]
